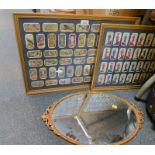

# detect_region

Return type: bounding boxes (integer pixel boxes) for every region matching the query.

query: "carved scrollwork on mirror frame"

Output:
[42,91,144,145]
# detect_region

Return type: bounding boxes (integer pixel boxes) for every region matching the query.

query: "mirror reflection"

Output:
[47,92,141,144]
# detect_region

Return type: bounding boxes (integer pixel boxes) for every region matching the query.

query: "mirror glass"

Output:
[43,92,143,145]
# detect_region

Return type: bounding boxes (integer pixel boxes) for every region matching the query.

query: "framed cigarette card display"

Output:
[91,24,155,91]
[13,13,140,94]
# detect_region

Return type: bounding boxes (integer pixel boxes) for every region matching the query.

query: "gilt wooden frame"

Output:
[13,13,140,94]
[91,24,155,91]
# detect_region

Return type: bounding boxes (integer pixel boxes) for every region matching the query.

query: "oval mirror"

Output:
[42,91,144,145]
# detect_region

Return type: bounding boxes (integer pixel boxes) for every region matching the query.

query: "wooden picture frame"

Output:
[91,24,155,91]
[13,13,140,95]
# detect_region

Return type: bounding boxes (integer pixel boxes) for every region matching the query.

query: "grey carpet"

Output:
[0,9,155,145]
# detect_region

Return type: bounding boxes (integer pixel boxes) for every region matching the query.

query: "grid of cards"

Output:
[96,29,155,86]
[14,14,150,94]
[23,22,100,88]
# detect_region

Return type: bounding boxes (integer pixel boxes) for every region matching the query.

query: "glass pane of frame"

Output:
[13,13,140,94]
[91,24,155,91]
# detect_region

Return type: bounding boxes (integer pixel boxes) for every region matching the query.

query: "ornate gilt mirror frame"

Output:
[42,91,144,145]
